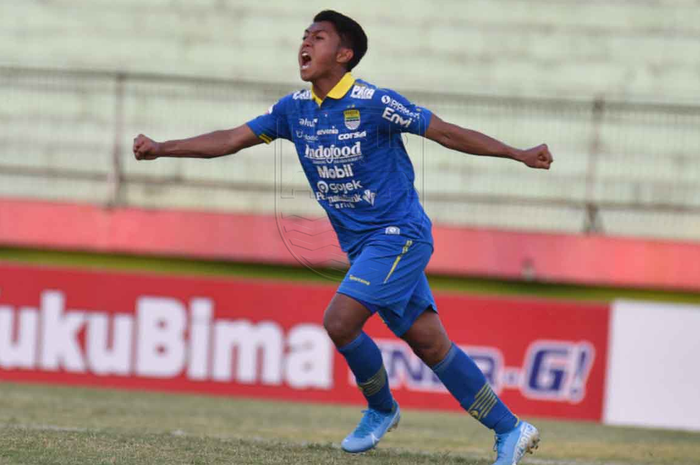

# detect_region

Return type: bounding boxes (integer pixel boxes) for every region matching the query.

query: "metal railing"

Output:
[1,66,699,241]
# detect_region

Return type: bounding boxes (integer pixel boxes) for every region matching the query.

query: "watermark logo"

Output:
[272,109,428,281]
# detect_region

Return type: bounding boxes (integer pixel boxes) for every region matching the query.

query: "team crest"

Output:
[344,109,361,130]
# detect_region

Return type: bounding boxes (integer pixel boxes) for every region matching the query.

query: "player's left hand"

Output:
[518,144,553,170]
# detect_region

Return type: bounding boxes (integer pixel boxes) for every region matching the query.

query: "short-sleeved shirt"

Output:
[247,73,434,257]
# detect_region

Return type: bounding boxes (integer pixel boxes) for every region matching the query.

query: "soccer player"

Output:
[133,10,552,464]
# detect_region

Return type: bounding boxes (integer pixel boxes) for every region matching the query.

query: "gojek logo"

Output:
[316,179,363,195]
[304,142,362,164]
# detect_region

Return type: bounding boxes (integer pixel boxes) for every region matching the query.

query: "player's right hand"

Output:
[518,144,553,170]
[133,134,161,160]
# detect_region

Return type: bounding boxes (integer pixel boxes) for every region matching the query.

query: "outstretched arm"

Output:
[133,124,262,161]
[424,114,553,170]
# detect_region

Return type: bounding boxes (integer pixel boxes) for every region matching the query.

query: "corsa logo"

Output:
[338,131,367,141]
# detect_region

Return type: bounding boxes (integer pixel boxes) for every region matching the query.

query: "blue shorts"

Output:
[337,235,437,337]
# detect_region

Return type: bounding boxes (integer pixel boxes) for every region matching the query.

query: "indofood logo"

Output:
[304,142,362,164]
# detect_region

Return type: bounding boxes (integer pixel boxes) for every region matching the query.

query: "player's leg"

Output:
[323,292,394,413]
[326,293,399,453]
[401,300,539,465]
[331,237,429,453]
[401,310,518,431]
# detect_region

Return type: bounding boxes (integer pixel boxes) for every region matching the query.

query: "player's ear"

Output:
[336,46,354,67]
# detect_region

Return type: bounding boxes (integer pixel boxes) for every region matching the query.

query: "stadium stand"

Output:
[1,0,699,240]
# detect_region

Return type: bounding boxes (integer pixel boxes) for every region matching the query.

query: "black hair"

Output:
[313,10,368,71]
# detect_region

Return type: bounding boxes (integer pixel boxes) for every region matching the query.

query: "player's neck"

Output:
[311,68,348,101]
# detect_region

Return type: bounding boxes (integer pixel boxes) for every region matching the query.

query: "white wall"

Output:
[605,300,700,431]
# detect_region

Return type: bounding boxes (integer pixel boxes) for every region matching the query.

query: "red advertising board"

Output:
[0,263,609,421]
[2,198,700,291]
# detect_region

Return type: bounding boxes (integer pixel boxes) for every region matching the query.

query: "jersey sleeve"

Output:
[246,95,292,143]
[375,88,433,136]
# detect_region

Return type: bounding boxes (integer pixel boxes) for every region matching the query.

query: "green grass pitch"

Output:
[0,383,699,465]
[1,247,699,464]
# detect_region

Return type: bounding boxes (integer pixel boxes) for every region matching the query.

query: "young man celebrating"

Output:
[134,10,552,464]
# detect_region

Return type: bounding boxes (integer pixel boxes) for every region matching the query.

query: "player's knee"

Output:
[323,313,358,347]
[323,294,370,347]
[411,345,439,366]
[410,339,451,367]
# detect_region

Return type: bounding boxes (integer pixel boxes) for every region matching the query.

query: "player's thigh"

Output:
[390,271,438,338]
[401,309,452,367]
[337,237,430,309]
[323,292,373,347]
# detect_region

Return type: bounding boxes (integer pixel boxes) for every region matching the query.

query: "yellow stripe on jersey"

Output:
[383,240,413,284]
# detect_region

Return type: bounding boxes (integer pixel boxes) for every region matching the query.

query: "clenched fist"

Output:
[518,144,553,170]
[133,134,161,160]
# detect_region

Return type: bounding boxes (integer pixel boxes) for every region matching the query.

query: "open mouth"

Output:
[300,51,312,70]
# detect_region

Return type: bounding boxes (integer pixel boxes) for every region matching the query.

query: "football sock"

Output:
[431,342,518,434]
[338,331,394,413]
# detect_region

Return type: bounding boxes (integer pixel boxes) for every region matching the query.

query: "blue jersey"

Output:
[247,73,434,256]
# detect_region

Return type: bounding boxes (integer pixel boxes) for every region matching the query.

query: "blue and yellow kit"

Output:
[247,73,437,335]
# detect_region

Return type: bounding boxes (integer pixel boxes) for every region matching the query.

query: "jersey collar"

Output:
[311,72,355,106]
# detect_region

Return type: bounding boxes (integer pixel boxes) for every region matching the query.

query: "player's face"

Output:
[299,22,349,82]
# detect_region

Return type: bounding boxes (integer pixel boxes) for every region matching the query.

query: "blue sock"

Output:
[432,343,518,434]
[338,332,394,412]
